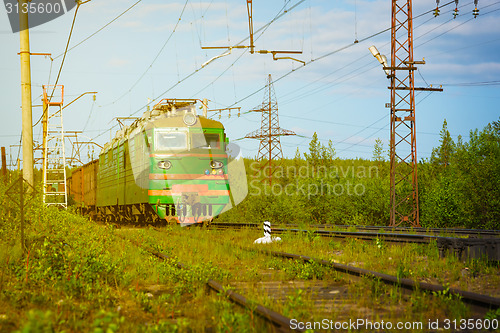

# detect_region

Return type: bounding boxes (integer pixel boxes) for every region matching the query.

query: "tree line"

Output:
[220,118,500,229]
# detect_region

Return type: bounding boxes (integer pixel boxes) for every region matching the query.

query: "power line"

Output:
[53,0,143,60]
[441,80,500,86]
[89,0,305,142]
[191,1,296,99]
[227,1,458,110]
[89,0,496,144]
[277,12,441,106]
[39,1,87,130]
[99,0,190,107]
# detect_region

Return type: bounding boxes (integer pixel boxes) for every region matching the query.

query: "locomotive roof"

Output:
[143,115,224,130]
[101,102,224,154]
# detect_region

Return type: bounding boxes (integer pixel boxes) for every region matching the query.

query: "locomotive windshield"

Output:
[154,130,188,151]
[191,133,220,149]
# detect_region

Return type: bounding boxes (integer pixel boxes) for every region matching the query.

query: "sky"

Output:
[1,0,499,168]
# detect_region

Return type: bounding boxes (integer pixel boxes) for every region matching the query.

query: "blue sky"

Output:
[1,0,499,167]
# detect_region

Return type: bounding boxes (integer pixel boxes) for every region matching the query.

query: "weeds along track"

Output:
[118,226,500,332]
[249,248,500,311]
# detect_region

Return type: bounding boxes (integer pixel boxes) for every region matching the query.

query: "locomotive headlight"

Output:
[183,112,197,126]
[157,160,172,169]
[210,160,224,169]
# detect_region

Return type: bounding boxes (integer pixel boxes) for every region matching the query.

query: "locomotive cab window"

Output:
[191,133,220,149]
[154,130,187,151]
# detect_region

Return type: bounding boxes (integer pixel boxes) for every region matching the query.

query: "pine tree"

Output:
[372,138,384,162]
[430,119,455,167]
[304,132,321,168]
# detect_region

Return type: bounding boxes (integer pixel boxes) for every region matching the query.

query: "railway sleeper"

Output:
[437,237,500,261]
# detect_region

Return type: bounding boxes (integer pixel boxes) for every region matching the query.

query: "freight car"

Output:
[67,99,243,225]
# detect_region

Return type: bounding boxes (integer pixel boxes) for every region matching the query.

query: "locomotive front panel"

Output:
[147,116,231,224]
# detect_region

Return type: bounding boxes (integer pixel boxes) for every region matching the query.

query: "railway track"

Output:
[314,224,500,238]
[210,222,500,239]
[120,233,301,332]
[248,248,500,311]
[210,222,500,261]
[119,226,500,331]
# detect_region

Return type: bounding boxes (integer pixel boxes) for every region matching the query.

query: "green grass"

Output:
[0,197,267,332]
[1,199,499,332]
[125,226,500,327]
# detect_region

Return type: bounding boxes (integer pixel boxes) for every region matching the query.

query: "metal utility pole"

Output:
[387,0,442,227]
[201,0,304,65]
[244,74,296,185]
[246,0,254,54]
[19,0,34,187]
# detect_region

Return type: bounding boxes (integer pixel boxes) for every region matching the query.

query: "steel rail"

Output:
[146,248,300,332]
[211,223,438,243]
[211,222,500,261]
[306,224,500,238]
[210,222,500,238]
[274,227,437,243]
[252,248,500,310]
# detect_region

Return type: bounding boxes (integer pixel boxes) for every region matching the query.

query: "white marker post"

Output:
[263,221,271,237]
[254,221,281,244]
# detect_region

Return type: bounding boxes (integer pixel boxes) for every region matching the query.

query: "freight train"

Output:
[67,99,246,225]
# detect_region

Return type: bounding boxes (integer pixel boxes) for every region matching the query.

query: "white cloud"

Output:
[108,57,131,67]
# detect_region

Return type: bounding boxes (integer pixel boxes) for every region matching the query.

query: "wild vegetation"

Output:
[220,118,500,229]
[123,227,500,326]
[0,184,256,332]
[0,190,498,331]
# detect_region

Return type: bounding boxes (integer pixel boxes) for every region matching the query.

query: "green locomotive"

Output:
[68,99,241,225]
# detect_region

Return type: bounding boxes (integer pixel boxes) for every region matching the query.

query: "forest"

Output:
[219,118,500,230]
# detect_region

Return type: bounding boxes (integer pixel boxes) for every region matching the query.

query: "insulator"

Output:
[434,0,440,16]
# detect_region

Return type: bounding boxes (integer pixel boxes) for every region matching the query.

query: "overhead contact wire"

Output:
[53,0,143,60]
[100,0,190,107]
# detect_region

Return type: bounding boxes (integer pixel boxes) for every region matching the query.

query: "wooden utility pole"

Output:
[19,0,34,187]
[1,147,6,181]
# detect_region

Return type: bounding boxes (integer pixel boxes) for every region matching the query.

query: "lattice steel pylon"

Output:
[244,74,296,185]
[42,85,68,208]
[388,0,421,227]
